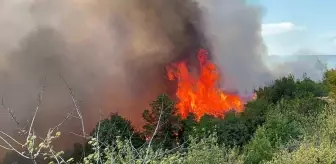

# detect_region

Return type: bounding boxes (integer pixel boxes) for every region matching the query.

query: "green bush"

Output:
[81,133,244,164]
[267,103,336,164]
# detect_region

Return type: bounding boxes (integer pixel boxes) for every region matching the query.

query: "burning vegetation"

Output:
[166,49,245,120]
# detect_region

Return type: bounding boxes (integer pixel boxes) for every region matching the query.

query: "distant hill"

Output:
[265,55,336,68]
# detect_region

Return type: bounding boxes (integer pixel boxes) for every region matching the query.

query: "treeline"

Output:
[3,69,336,163]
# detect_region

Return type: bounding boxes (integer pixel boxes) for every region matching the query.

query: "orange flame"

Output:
[166,49,244,120]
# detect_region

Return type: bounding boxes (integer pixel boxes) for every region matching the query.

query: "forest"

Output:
[2,69,336,164]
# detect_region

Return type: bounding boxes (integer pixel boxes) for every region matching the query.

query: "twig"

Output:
[1,98,26,134]
[0,135,32,159]
[0,144,12,150]
[2,98,20,127]
[0,131,24,146]
[50,149,60,164]
[69,132,89,140]
[51,108,76,132]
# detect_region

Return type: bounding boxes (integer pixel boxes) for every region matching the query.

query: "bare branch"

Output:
[0,135,32,159]
[1,98,26,134]
[60,74,86,138]
[50,108,76,132]
[0,144,13,150]
[0,131,24,147]
[27,89,44,138]
[27,74,47,139]
[143,99,164,163]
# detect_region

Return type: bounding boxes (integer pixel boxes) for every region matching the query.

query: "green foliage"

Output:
[179,113,198,141]
[323,69,336,99]
[90,113,145,149]
[244,127,275,163]
[262,106,302,146]
[142,94,183,150]
[72,113,145,163]
[256,74,328,104]
[267,103,336,164]
[81,132,244,164]
[182,133,243,164]
[181,113,251,148]
[243,95,327,164]
[243,99,269,130]
[216,113,250,147]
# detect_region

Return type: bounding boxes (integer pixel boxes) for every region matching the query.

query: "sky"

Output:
[255,0,336,56]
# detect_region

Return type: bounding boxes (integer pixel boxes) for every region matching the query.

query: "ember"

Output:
[166,49,245,120]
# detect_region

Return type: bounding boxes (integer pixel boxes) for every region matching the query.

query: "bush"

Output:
[323,69,336,99]
[267,103,336,164]
[82,133,243,164]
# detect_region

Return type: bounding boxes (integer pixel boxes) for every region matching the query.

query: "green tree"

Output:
[323,69,336,99]
[256,74,328,104]
[217,112,250,147]
[244,127,274,164]
[90,113,145,150]
[71,113,145,163]
[181,112,251,148]
[142,94,183,150]
[243,97,326,164]
[179,113,198,143]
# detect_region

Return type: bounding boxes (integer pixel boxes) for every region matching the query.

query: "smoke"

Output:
[0,0,207,158]
[196,0,324,94]
[0,0,325,159]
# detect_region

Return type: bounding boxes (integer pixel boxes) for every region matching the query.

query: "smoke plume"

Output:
[0,0,324,159]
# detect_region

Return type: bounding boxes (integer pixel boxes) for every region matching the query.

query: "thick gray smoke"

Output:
[196,0,324,94]
[0,0,207,158]
[0,0,324,159]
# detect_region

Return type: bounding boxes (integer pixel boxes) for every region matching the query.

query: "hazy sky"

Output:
[257,0,336,56]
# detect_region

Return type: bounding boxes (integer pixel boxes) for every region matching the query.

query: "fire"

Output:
[166,49,245,120]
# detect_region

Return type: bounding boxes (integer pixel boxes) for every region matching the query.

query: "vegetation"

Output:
[3,70,336,164]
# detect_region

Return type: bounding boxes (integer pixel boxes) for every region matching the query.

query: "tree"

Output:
[179,113,198,144]
[256,74,328,104]
[91,113,144,149]
[323,69,336,99]
[216,112,250,147]
[73,112,146,163]
[142,94,183,150]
